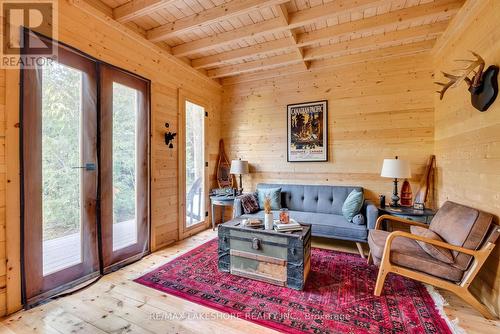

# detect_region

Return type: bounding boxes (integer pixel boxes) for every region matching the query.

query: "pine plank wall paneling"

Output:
[0,0,498,320]
[221,54,436,204]
[433,0,500,317]
[0,0,222,315]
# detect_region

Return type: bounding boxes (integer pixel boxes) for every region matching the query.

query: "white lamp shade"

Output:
[381,159,411,179]
[230,160,249,175]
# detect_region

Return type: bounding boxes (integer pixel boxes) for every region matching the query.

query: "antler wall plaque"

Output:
[435,51,498,112]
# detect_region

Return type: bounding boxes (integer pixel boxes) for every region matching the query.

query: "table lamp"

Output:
[230,159,249,195]
[380,156,411,207]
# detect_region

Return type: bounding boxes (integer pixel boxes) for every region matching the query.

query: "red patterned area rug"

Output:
[135,239,452,334]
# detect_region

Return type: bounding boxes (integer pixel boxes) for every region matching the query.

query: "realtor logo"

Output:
[1,0,58,68]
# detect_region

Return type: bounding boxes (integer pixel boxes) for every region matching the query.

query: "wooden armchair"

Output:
[367,201,499,319]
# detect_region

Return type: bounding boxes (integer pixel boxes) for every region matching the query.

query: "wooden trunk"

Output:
[218,219,311,290]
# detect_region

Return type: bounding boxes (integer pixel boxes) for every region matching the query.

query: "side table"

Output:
[210,195,236,230]
[378,206,436,225]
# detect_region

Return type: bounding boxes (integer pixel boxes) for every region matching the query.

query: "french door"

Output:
[178,91,208,239]
[22,32,150,305]
[100,64,150,272]
[22,38,100,305]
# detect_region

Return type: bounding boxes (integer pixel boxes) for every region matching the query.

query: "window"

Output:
[184,101,205,227]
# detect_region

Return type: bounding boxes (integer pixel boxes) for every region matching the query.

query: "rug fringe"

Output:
[424,284,467,334]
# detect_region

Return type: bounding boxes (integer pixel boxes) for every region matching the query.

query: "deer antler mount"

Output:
[435,51,498,112]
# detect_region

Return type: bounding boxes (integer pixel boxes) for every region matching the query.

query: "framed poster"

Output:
[287,100,328,162]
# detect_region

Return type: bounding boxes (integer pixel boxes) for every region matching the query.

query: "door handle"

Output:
[71,163,96,171]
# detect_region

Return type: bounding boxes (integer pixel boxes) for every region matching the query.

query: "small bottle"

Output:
[280,208,289,224]
[379,195,386,208]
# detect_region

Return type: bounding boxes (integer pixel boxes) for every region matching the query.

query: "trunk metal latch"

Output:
[252,238,261,250]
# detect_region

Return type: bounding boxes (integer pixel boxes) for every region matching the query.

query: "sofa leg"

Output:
[367,251,373,265]
[355,242,365,259]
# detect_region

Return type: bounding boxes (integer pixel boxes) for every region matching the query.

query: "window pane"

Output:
[185,101,205,227]
[112,82,138,251]
[42,62,83,276]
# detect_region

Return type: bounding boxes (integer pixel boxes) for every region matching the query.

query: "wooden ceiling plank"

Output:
[191,0,460,68]
[171,0,395,57]
[147,0,290,42]
[210,38,435,78]
[113,0,178,23]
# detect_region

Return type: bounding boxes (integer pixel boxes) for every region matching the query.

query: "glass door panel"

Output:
[185,101,205,227]
[100,64,150,273]
[41,62,83,276]
[112,82,138,251]
[23,31,99,305]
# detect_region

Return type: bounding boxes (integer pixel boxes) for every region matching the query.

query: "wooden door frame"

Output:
[5,68,23,314]
[177,89,210,240]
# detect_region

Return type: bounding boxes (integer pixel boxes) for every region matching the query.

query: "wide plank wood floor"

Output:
[1,229,499,334]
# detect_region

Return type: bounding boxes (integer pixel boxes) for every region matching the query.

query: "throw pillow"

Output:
[256,187,281,210]
[238,193,259,214]
[410,226,454,264]
[342,190,364,222]
[352,214,365,225]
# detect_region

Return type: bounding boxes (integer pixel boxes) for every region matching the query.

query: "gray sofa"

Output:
[233,183,378,257]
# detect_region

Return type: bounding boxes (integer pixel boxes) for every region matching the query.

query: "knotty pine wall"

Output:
[0,0,221,315]
[221,54,435,204]
[433,0,500,317]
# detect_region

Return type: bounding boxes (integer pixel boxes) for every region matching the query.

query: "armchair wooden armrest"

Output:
[375,214,429,230]
[382,230,477,258]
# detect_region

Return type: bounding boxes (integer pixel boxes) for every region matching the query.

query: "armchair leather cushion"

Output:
[368,230,464,282]
[410,226,454,264]
[429,201,493,270]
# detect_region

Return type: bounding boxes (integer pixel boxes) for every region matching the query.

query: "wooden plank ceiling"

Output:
[96,0,465,80]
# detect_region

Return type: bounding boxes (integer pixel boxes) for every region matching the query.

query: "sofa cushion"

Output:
[368,230,464,282]
[342,190,364,222]
[256,183,363,215]
[410,226,454,264]
[240,210,368,241]
[429,201,493,270]
[352,214,365,225]
[256,187,281,210]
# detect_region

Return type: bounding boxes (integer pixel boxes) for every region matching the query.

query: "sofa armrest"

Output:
[363,200,378,230]
[233,198,243,218]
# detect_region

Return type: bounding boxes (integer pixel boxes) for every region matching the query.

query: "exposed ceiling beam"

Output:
[297,0,462,46]
[147,0,290,42]
[207,52,304,78]
[172,0,390,57]
[223,41,435,86]
[221,39,435,84]
[275,4,309,70]
[303,20,448,61]
[207,30,438,79]
[172,17,285,57]
[113,0,177,23]
[191,37,297,69]
[191,0,461,69]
